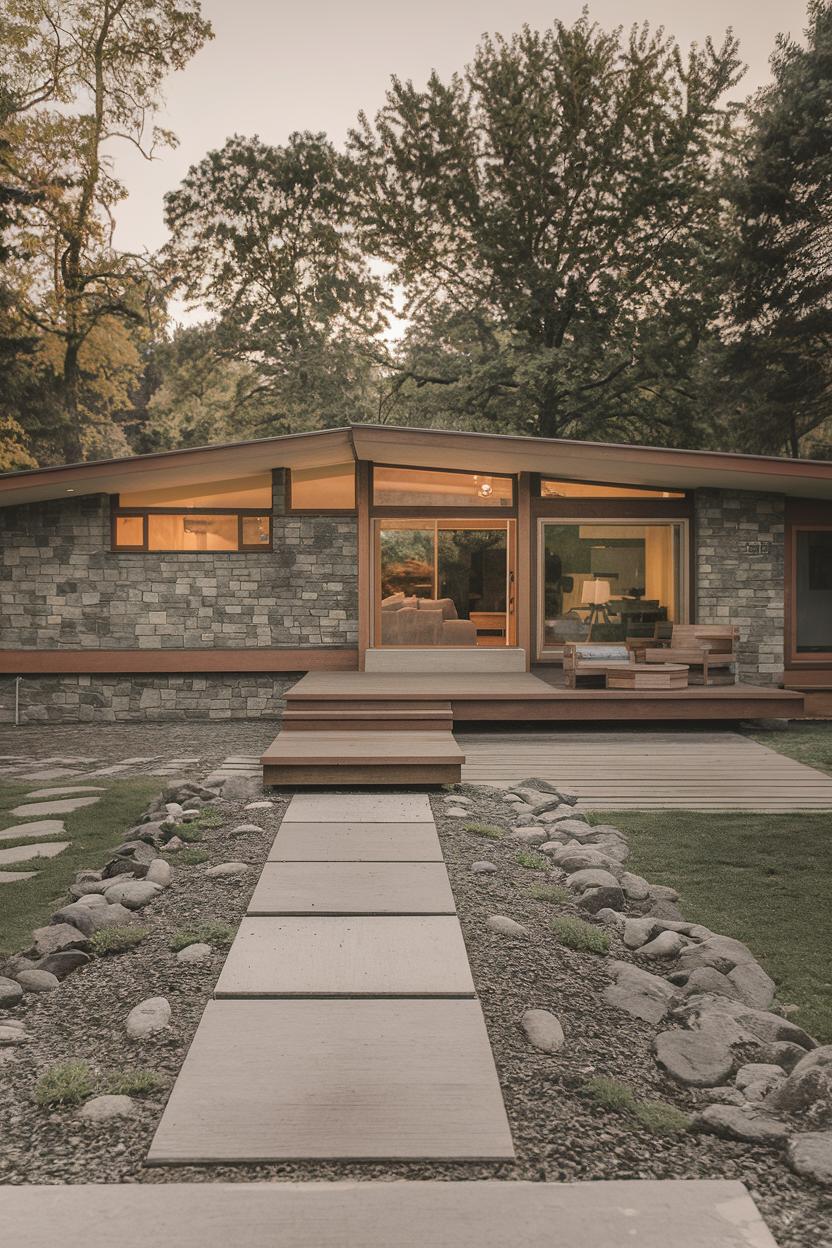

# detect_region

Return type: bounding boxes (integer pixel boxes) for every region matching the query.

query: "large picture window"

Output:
[112,474,273,552]
[794,528,832,656]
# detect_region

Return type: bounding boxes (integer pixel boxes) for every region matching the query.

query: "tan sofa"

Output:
[380,594,477,646]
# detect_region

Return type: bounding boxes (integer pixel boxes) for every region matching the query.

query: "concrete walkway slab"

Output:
[10,795,99,817]
[147,999,514,1163]
[25,785,105,799]
[0,1180,777,1247]
[269,822,442,861]
[0,841,69,865]
[248,862,456,915]
[283,792,433,823]
[0,819,65,842]
[214,916,476,998]
[0,870,38,883]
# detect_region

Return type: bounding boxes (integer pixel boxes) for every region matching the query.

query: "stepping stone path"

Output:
[0,841,70,866]
[11,795,100,817]
[148,789,514,1164]
[0,819,65,842]
[24,785,105,799]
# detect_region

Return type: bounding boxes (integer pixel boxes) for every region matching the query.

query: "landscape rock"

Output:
[34,950,90,979]
[767,1046,832,1121]
[486,915,530,939]
[0,976,23,1006]
[758,1041,807,1073]
[0,1024,29,1045]
[623,917,656,949]
[552,818,595,840]
[70,871,133,899]
[787,1132,832,1187]
[219,775,260,801]
[74,893,108,908]
[576,884,625,914]
[518,778,578,803]
[676,995,816,1051]
[646,899,685,922]
[550,846,624,877]
[700,1086,747,1107]
[638,931,685,960]
[603,961,677,1025]
[654,1029,734,1087]
[649,884,680,902]
[50,903,100,936]
[29,923,90,958]
[596,908,624,929]
[77,1095,135,1122]
[471,861,497,874]
[125,996,171,1039]
[103,880,162,910]
[678,934,757,975]
[566,867,620,893]
[15,969,59,993]
[727,960,776,1011]
[230,823,263,836]
[176,943,212,964]
[620,871,650,901]
[444,807,469,817]
[693,1104,788,1144]
[509,829,548,846]
[205,862,249,878]
[145,859,172,888]
[521,1008,565,1053]
[679,967,742,1001]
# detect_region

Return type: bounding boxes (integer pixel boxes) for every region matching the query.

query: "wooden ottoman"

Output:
[605,663,689,690]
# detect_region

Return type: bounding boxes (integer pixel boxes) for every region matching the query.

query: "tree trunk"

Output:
[61,337,84,462]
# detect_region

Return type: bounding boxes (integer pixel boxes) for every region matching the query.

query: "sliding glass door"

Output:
[537,518,687,655]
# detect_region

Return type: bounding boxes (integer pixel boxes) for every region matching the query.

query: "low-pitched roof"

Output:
[1,423,831,506]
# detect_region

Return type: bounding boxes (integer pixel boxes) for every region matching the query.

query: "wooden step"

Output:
[262,731,464,787]
[282,707,453,732]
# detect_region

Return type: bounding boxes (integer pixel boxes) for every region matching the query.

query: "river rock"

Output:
[623,917,656,949]
[50,902,100,936]
[649,884,680,902]
[471,861,498,874]
[34,950,90,979]
[205,862,249,878]
[509,829,549,846]
[677,934,756,975]
[766,1046,832,1120]
[521,1008,565,1053]
[654,1029,734,1087]
[552,846,623,877]
[603,961,677,1024]
[567,868,620,892]
[638,931,685,960]
[145,859,172,888]
[104,880,162,909]
[727,960,776,1010]
[15,969,59,993]
[676,995,816,1051]
[0,976,23,1006]
[0,1023,29,1045]
[176,943,212,964]
[230,823,263,836]
[77,1094,136,1122]
[620,871,650,900]
[125,996,171,1039]
[576,884,625,914]
[787,1132,832,1186]
[29,923,89,958]
[486,915,530,939]
[694,1104,789,1144]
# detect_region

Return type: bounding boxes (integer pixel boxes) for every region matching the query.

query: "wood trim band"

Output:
[0,649,359,676]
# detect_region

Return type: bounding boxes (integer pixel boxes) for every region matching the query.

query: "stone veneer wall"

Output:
[695,489,785,685]
[0,470,357,722]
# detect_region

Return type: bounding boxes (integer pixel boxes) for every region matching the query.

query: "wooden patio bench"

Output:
[642,624,739,686]
[562,642,634,688]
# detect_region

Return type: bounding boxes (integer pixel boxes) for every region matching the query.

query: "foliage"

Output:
[89,925,148,955]
[515,850,549,870]
[527,882,571,904]
[105,1067,167,1096]
[164,845,209,865]
[550,915,609,954]
[35,1060,95,1107]
[169,920,235,951]
[462,821,505,840]
[581,1076,637,1111]
[633,1099,691,1135]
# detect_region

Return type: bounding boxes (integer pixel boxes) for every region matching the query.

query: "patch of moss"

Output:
[35,1061,95,1108]
[89,926,148,955]
[550,915,609,954]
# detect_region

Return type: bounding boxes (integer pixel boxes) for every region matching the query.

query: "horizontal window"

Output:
[289,463,356,510]
[540,479,685,499]
[112,511,272,552]
[119,474,273,509]
[373,466,514,508]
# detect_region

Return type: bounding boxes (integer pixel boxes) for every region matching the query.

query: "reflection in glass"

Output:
[796,530,832,653]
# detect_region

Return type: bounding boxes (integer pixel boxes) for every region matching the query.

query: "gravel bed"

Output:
[0,721,278,771]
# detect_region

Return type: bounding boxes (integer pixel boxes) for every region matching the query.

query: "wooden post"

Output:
[356,460,371,671]
[517,472,532,670]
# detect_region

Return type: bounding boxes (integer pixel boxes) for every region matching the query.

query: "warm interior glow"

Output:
[541,479,684,499]
[114,514,143,547]
[119,474,273,509]
[373,466,513,507]
[290,463,356,509]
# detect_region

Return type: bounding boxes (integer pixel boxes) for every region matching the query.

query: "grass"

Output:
[89,926,148,956]
[582,1076,636,1111]
[515,850,549,871]
[164,845,209,865]
[551,915,609,955]
[0,776,161,958]
[192,806,224,829]
[582,1078,690,1135]
[162,823,202,843]
[35,1061,95,1108]
[169,920,236,952]
[105,1068,167,1097]
[462,822,505,840]
[744,721,832,778]
[633,1100,692,1135]
[527,882,571,904]
[605,809,832,1044]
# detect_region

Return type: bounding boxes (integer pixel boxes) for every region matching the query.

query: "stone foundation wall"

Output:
[695,489,785,685]
[0,673,302,724]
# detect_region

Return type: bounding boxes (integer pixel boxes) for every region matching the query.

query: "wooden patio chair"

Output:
[562,642,633,688]
[626,620,674,662]
[643,624,739,686]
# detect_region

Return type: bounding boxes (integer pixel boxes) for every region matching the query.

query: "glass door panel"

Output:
[795,529,832,655]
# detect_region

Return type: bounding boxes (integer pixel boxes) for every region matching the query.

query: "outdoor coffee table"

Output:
[604,662,689,690]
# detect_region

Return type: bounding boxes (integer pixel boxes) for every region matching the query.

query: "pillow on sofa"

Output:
[381,592,405,612]
[417,597,459,620]
[574,644,629,662]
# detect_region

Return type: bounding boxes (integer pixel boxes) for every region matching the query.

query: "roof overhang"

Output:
[1,422,831,507]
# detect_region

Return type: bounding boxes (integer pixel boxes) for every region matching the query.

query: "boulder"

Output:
[620,871,650,901]
[29,923,89,958]
[534,804,581,823]
[675,995,816,1051]
[103,880,162,910]
[646,899,685,922]
[677,935,756,975]
[0,1023,29,1045]
[125,996,171,1039]
[74,893,108,907]
[735,1063,786,1102]
[679,967,742,1001]
[0,976,23,1007]
[34,950,90,980]
[471,861,498,875]
[576,884,625,915]
[509,829,549,846]
[15,969,59,993]
[596,908,625,929]
[758,1041,807,1074]
[77,1094,135,1122]
[93,903,138,930]
[603,961,677,1025]
[638,931,685,960]
[176,943,213,964]
[486,915,530,939]
[787,1132,832,1187]
[727,961,776,1011]
[518,778,577,804]
[566,868,620,893]
[693,1104,789,1144]
[50,903,100,936]
[204,862,249,878]
[70,871,133,899]
[649,884,680,902]
[767,1046,832,1121]
[521,1008,565,1054]
[552,818,595,840]
[623,917,656,949]
[699,1086,747,1107]
[654,1029,734,1087]
[218,774,260,801]
[549,845,623,877]
[145,859,172,888]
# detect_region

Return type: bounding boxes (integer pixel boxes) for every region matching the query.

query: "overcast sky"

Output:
[111,0,810,257]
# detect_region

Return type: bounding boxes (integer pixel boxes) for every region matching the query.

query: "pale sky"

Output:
[111,0,809,258]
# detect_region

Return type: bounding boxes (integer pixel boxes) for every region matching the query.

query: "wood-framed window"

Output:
[787,523,832,665]
[286,463,357,513]
[370,463,517,515]
[111,474,274,552]
[538,476,686,499]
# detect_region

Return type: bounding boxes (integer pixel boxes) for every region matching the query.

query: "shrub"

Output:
[527,882,570,904]
[169,920,235,952]
[463,822,504,840]
[582,1076,636,1112]
[105,1068,168,1097]
[166,846,209,865]
[194,806,224,829]
[551,915,609,954]
[90,926,148,955]
[35,1060,95,1108]
[515,850,549,871]
[633,1100,691,1135]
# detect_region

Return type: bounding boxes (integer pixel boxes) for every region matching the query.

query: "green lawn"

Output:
[0,777,160,957]
[606,809,832,1044]
[744,721,832,777]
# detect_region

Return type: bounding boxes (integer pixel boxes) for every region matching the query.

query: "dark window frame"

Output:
[110,496,273,553]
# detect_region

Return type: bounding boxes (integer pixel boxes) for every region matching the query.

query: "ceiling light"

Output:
[478,482,493,498]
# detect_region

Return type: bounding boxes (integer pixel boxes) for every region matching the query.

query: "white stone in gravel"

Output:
[486,915,530,939]
[443,795,472,804]
[78,1094,136,1122]
[639,931,685,961]
[0,1024,29,1045]
[443,808,469,818]
[604,961,677,1025]
[0,976,24,1006]
[176,943,213,964]
[521,1008,565,1054]
[205,862,250,878]
[787,1132,832,1187]
[145,859,172,888]
[245,801,274,810]
[15,969,59,993]
[620,871,651,901]
[0,819,65,842]
[693,1104,788,1144]
[126,996,171,1039]
[566,868,619,893]
[654,1029,734,1087]
[471,861,498,875]
[509,828,548,846]
[10,795,99,817]
[104,880,162,910]
[230,823,263,836]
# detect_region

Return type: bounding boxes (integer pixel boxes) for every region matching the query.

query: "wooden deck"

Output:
[458,729,832,811]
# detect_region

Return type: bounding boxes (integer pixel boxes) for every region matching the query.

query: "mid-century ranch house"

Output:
[1,423,831,729]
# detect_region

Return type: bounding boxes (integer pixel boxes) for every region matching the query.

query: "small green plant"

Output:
[463,822,504,840]
[527,882,570,904]
[35,1060,95,1108]
[170,920,235,952]
[551,915,609,954]
[582,1076,637,1112]
[194,806,224,829]
[166,845,209,865]
[170,823,203,843]
[90,925,148,955]
[515,850,549,871]
[105,1068,168,1097]
[633,1100,691,1135]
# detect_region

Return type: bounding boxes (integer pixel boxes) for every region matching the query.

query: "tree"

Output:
[1,0,212,461]
[163,132,387,433]
[350,15,743,443]
[719,1,832,457]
